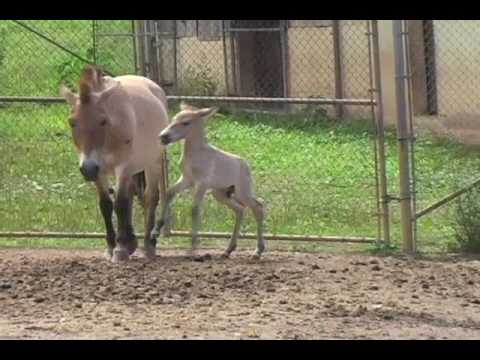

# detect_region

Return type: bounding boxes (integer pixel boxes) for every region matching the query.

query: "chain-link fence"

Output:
[399,20,480,252]
[0,20,389,251]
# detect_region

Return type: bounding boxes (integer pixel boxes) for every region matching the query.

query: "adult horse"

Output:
[60,65,169,262]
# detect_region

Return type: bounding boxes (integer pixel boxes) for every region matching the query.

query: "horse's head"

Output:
[159,103,218,145]
[60,66,131,182]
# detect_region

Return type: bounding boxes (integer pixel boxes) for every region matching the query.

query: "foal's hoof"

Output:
[112,248,130,263]
[252,252,263,260]
[149,229,160,242]
[220,251,231,259]
[186,248,198,258]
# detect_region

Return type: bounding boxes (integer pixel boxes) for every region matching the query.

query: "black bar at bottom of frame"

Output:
[3,339,480,356]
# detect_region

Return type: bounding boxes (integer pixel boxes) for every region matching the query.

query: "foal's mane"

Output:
[78,65,105,104]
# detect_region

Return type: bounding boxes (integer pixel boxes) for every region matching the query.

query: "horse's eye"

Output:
[182,122,190,127]
[69,121,76,128]
[100,119,107,127]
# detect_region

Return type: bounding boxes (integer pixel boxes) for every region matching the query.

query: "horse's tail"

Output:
[133,171,146,207]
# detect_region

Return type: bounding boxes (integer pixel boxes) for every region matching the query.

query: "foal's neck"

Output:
[184,123,208,155]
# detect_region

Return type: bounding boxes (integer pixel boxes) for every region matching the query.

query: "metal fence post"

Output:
[393,20,415,253]
[332,20,344,119]
[369,20,390,246]
[135,20,147,76]
[149,20,171,237]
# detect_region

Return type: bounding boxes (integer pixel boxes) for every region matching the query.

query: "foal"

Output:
[152,103,266,258]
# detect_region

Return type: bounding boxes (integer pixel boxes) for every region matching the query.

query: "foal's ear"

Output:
[196,107,219,119]
[180,102,198,111]
[60,84,78,107]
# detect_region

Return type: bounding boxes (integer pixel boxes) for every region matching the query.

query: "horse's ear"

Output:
[60,84,78,107]
[195,107,218,119]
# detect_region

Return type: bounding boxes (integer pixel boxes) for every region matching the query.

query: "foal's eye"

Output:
[69,120,76,128]
[182,122,190,127]
[100,119,107,127]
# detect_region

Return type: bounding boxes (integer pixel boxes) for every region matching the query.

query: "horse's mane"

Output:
[78,65,105,104]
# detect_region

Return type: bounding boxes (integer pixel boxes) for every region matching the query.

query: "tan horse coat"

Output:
[61,66,169,262]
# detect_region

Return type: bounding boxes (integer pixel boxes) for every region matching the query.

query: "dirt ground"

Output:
[0,248,480,339]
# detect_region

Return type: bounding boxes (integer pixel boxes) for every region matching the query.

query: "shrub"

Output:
[179,64,217,97]
[453,186,480,253]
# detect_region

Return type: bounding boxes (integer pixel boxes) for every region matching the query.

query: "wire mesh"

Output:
[0,20,382,251]
[408,20,480,252]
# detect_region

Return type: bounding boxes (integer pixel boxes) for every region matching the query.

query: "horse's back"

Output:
[108,75,169,173]
[113,75,167,108]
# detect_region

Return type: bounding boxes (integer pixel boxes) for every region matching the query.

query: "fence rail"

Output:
[0,231,377,244]
[0,96,375,106]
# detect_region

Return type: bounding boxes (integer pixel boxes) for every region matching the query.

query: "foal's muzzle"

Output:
[80,159,100,182]
[160,133,171,145]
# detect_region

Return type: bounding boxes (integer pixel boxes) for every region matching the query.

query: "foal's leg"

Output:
[190,184,208,255]
[245,197,266,259]
[143,167,160,260]
[95,176,116,260]
[151,176,191,240]
[112,175,137,263]
[212,189,245,258]
[236,163,266,258]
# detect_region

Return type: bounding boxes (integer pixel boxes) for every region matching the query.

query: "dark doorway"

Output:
[227,20,287,109]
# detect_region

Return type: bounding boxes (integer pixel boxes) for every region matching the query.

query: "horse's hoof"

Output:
[103,249,113,261]
[144,247,156,261]
[220,251,231,259]
[126,242,138,256]
[112,248,130,263]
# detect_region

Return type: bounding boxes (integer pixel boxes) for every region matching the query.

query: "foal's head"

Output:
[159,103,218,146]
[60,66,128,182]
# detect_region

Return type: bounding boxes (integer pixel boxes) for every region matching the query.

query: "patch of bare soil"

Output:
[1,248,480,339]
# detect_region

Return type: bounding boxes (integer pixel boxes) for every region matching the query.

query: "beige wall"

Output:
[339,21,371,117]
[286,21,371,117]
[175,37,227,95]
[376,20,398,127]
[169,21,480,140]
[376,20,480,136]
[173,21,373,118]
[287,26,335,100]
[432,20,480,117]
[409,20,480,144]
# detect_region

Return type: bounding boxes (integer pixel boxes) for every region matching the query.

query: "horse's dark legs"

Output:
[95,178,116,259]
[142,168,161,260]
[143,186,159,259]
[112,177,137,262]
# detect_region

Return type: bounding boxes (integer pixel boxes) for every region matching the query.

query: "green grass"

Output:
[0,20,136,96]
[2,102,480,254]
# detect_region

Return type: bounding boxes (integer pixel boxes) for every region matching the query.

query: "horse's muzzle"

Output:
[160,134,171,145]
[80,160,100,182]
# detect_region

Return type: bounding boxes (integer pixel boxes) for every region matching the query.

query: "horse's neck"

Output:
[184,125,208,156]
